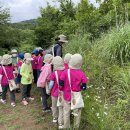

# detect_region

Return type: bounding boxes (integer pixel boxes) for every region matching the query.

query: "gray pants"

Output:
[1,85,15,102]
[22,84,32,100]
[39,87,49,109]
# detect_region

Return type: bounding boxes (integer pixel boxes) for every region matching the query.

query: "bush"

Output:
[64,25,130,130]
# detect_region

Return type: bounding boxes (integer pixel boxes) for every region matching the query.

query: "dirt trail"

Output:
[0,86,57,130]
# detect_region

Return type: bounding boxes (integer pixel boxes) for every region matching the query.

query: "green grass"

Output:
[0,85,57,130]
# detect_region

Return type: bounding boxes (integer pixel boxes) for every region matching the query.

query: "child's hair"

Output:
[8,63,12,66]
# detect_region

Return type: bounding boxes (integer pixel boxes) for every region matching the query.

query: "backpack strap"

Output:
[2,66,9,81]
[52,45,55,57]
[68,69,72,89]
[55,71,59,88]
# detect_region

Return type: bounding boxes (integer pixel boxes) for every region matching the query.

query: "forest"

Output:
[0,0,130,129]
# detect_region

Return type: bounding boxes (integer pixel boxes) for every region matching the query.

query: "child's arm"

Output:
[49,80,54,90]
[81,73,89,90]
[80,83,87,90]
[20,64,28,79]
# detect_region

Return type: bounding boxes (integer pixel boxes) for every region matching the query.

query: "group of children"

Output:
[37,52,88,129]
[0,47,88,129]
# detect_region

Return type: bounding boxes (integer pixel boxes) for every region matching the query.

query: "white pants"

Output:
[64,100,82,129]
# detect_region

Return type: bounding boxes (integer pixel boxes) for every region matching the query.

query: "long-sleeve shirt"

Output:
[20,63,34,85]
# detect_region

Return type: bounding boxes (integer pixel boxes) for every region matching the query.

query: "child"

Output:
[0,54,16,107]
[49,56,65,129]
[60,54,88,129]
[64,53,72,69]
[15,53,24,92]
[31,49,39,83]
[20,53,34,106]
[0,56,2,96]
[37,54,53,112]
[36,48,44,78]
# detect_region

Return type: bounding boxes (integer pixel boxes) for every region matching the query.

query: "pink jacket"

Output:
[0,66,14,86]
[49,70,64,97]
[31,56,37,70]
[37,63,52,88]
[64,63,69,69]
[60,69,88,101]
[36,55,43,70]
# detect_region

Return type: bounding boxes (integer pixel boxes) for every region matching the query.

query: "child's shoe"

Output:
[59,124,64,129]
[22,100,28,106]
[28,97,34,101]
[11,102,16,107]
[43,107,51,112]
[0,99,6,104]
[53,118,58,123]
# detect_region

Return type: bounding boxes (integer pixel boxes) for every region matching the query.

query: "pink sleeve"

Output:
[0,67,3,75]
[49,72,55,81]
[81,72,88,83]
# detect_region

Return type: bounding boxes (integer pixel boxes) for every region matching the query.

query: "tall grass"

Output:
[64,25,130,130]
[96,24,130,65]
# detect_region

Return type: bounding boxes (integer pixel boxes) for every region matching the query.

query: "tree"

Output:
[35,4,60,48]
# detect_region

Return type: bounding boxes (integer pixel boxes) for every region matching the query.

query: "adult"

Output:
[53,34,68,57]
[11,49,18,66]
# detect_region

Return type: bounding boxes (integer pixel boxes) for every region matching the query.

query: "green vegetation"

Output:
[0,0,130,130]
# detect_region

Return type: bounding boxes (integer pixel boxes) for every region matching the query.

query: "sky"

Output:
[0,0,98,23]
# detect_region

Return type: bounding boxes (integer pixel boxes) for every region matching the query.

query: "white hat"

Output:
[64,53,72,64]
[24,53,33,61]
[11,49,17,53]
[52,56,65,70]
[69,54,83,69]
[1,54,12,65]
[43,54,53,63]
[36,47,43,51]
[58,34,68,43]
[0,56,3,64]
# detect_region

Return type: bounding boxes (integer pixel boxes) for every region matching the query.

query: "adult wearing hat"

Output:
[53,34,68,57]
[11,49,18,66]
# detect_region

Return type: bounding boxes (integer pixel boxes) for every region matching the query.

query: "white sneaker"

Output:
[11,102,16,107]
[28,97,34,101]
[53,118,58,123]
[59,124,64,129]
[0,99,6,104]
[41,97,42,102]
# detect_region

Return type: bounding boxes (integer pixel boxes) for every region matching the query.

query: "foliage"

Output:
[64,24,130,130]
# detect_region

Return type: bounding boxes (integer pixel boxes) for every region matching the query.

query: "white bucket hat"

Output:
[11,49,17,54]
[24,53,33,61]
[58,34,68,43]
[0,56,3,64]
[52,56,65,70]
[64,53,72,64]
[69,54,83,69]
[1,54,12,65]
[43,54,53,63]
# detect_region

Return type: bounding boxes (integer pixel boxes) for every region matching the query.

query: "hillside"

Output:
[11,19,37,30]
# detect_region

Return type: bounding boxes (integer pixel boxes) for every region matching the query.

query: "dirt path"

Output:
[0,86,57,130]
